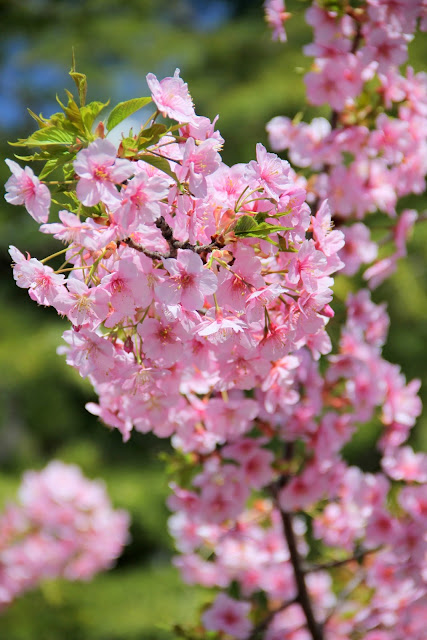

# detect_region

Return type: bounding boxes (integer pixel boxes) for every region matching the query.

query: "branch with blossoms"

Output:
[4,1,427,639]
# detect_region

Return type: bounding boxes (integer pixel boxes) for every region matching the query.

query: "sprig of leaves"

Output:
[233,214,292,243]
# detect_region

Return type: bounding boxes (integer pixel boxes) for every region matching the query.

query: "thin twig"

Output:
[322,569,366,630]
[303,546,382,574]
[248,597,297,639]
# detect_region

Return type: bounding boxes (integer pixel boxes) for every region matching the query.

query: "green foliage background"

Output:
[0,1,425,637]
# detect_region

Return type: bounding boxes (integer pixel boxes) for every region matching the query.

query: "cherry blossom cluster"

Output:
[0,461,129,610]
[266,0,427,288]
[168,290,426,639]
[7,71,343,446]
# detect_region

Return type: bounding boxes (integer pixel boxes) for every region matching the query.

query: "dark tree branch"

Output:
[155,215,177,257]
[271,442,324,640]
[280,510,324,640]
[123,237,167,260]
[124,216,224,262]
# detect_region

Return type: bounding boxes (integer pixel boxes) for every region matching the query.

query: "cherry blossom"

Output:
[5,159,51,223]
[146,68,197,124]
[74,138,134,206]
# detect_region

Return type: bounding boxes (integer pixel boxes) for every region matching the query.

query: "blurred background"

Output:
[0,1,426,638]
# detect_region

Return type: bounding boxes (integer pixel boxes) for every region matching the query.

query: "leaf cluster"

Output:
[10,65,110,182]
[7,61,184,191]
[233,212,292,245]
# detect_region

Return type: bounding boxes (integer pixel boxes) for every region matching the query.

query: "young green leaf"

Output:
[106,97,152,132]
[11,126,77,147]
[233,214,258,235]
[81,100,110,133]
[137,123,168,148]
[69,50,87,107]
[138,152,178,183]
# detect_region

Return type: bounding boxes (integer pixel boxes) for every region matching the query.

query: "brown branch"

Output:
[280,510,324,640]
[125,216,225,262]
[350,20,363,55]
[271,442,324,640]
[123,237,167,260]
[155,215,177,257]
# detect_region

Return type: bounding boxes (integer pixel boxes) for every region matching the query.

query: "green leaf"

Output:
[38,158,63,180]
[233,214,258,235]
[13,153,38,161]
[244,223,292,238]
[137,123,167,148]
[292,111,304,125]
[138,153,178,182]
[38,152,74,180]
[27,109,49,127]
[24,126,77,147]
[278,235,297,252]
[70,50,87,107]
[255,209,292,224]
[234,214,291,240]
[57,92,85,134]
[81,100,109,132]
[106,97,152,132]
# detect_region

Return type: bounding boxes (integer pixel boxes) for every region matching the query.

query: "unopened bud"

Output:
[320,304,334,318]
[123,336,134,354]
[92,216,109,226]
[104,241,117,258]
[94,121,105,139]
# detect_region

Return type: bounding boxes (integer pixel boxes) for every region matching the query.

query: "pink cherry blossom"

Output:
[74,138,134,206]
[54,277,110,328]
[9,246,66,306]
[156,249,217,310]
[202,593,253,639]
[117,170,170,228]
[264,0,291,43]
[5,159,51,223]
[146,68,197,123]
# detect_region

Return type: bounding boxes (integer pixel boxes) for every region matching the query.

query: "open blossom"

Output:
[382,446,427,483]
[156,249,217,310]
[196,308,247,343]
[146,68,197,123]
[117,170,170,228]
[176,138,222,197]
[5,159,51,223]
[40,210,99,250]
[287,239,331,293]
[9,246,65,306]
[54,278,110,328]
[340,223,378,276]
[74,138,134,206]
[245,143,291,199]
[202,593,253,639]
